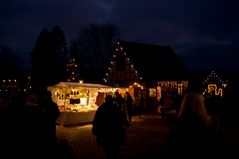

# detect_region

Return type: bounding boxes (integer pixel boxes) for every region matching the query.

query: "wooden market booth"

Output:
[47,82,113,126]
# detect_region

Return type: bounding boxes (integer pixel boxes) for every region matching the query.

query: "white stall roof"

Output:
[48,82,113,92]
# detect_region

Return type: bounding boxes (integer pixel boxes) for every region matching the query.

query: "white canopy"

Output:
[47,82,113,93]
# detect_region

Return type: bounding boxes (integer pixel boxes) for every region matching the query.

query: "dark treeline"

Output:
[31,25,68,92]
[72,23,119,83]
[1,22,239,105]
[0,22,120,94]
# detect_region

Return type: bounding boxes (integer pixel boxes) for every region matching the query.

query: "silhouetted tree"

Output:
[51,25,68,80]
[31,26,68,92]
[73,22,119,83]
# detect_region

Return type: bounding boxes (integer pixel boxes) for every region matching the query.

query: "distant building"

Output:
[0,71,30,98]
[0,78,19,97]
[103,40,189,111]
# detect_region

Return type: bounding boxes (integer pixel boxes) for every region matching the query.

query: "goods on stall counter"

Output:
[64,103,98,112]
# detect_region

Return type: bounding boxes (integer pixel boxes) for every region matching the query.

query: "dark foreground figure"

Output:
[92,95,130,159]
[167,91,228,159]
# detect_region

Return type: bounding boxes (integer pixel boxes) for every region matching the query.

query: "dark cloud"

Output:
[0,0,239,70]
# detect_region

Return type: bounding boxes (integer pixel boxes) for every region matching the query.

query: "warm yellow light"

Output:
[207,84,223,96]
[222,84,227,88]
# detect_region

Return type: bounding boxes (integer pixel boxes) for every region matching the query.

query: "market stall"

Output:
[47,82,113,126]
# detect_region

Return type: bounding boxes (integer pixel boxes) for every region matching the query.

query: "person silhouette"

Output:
[167,91,228,159]
[135,94,143,119]
[114,91,124,109]
[92,95,129,159]
[18,91,46,158]
[124,92,133,122]
[39,89,60,157]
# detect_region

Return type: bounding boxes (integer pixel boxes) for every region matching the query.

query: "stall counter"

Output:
[56,110,97,126]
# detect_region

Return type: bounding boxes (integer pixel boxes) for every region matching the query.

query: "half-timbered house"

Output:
[103,40,189,111]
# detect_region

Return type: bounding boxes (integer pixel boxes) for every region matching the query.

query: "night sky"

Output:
[1,0,239,70]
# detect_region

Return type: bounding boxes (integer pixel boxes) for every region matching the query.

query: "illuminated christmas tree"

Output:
[66,44,81,82]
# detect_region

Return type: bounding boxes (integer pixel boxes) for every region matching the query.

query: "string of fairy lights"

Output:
[103,40,190,96]
[103,41,142,83]
[203,70,224,85]
[202,70,227,96]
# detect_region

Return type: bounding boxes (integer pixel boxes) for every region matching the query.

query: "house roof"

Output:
[117,40,189,82]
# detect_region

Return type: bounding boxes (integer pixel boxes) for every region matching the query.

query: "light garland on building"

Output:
[103,40,142,83]
[202,70,227,97]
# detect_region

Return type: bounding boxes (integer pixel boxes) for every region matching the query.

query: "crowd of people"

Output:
[0,86,229,159]
[92,88,228,159]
